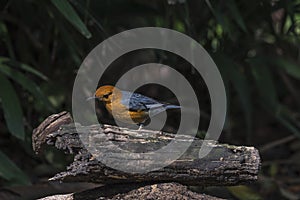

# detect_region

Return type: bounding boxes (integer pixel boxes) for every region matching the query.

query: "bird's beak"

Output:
[86,96,97,101]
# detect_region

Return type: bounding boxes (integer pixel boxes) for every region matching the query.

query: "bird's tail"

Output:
[148,104,180,118]
[164,105,181,110]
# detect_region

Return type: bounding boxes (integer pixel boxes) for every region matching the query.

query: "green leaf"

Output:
[227,185,263,200]
[214,53,252,135]
[0,63,54,111]
[0,57,48,81]
[272,58,300,80]
[276,113,300,138]
[0,73,25,140]
[249,59,300,137]
[0,22,16,59]
[57,24,83,65]
[250,62,278,108]
[227,0,247,32]
[51,0,92,39]
[0,151,30,186]
[205,0,233,37]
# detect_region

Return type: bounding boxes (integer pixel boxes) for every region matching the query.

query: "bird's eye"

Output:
[102,92,112,99]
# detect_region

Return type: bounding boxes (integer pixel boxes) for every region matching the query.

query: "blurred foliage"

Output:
[0,151,30,186]
[0,0,300,199]
[227,185,263,200]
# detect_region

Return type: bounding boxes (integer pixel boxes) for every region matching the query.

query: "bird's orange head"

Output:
[94,85,121,103]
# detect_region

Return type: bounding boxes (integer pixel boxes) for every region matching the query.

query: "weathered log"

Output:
[32,112,261,186]
[37,183,225,200]
[32,111,73,154]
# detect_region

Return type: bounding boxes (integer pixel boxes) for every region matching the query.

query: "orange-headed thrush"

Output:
[89,85,180,129]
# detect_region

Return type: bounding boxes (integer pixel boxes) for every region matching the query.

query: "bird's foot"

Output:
[137,124,144,131]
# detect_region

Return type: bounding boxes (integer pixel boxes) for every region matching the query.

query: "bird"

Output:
[88,85,180,130]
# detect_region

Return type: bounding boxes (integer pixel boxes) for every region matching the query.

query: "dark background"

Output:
[1,0,300,199]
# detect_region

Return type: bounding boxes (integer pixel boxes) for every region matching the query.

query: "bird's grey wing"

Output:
[121,91,163,112]
[121,91,180,117]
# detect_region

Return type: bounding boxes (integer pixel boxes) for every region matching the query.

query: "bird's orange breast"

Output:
[104,101,149,124]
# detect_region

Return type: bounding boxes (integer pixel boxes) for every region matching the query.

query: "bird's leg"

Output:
[138,123,144,131]
[136,123,163,135]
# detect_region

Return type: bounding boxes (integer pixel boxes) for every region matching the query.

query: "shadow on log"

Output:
[32,111,261,187]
